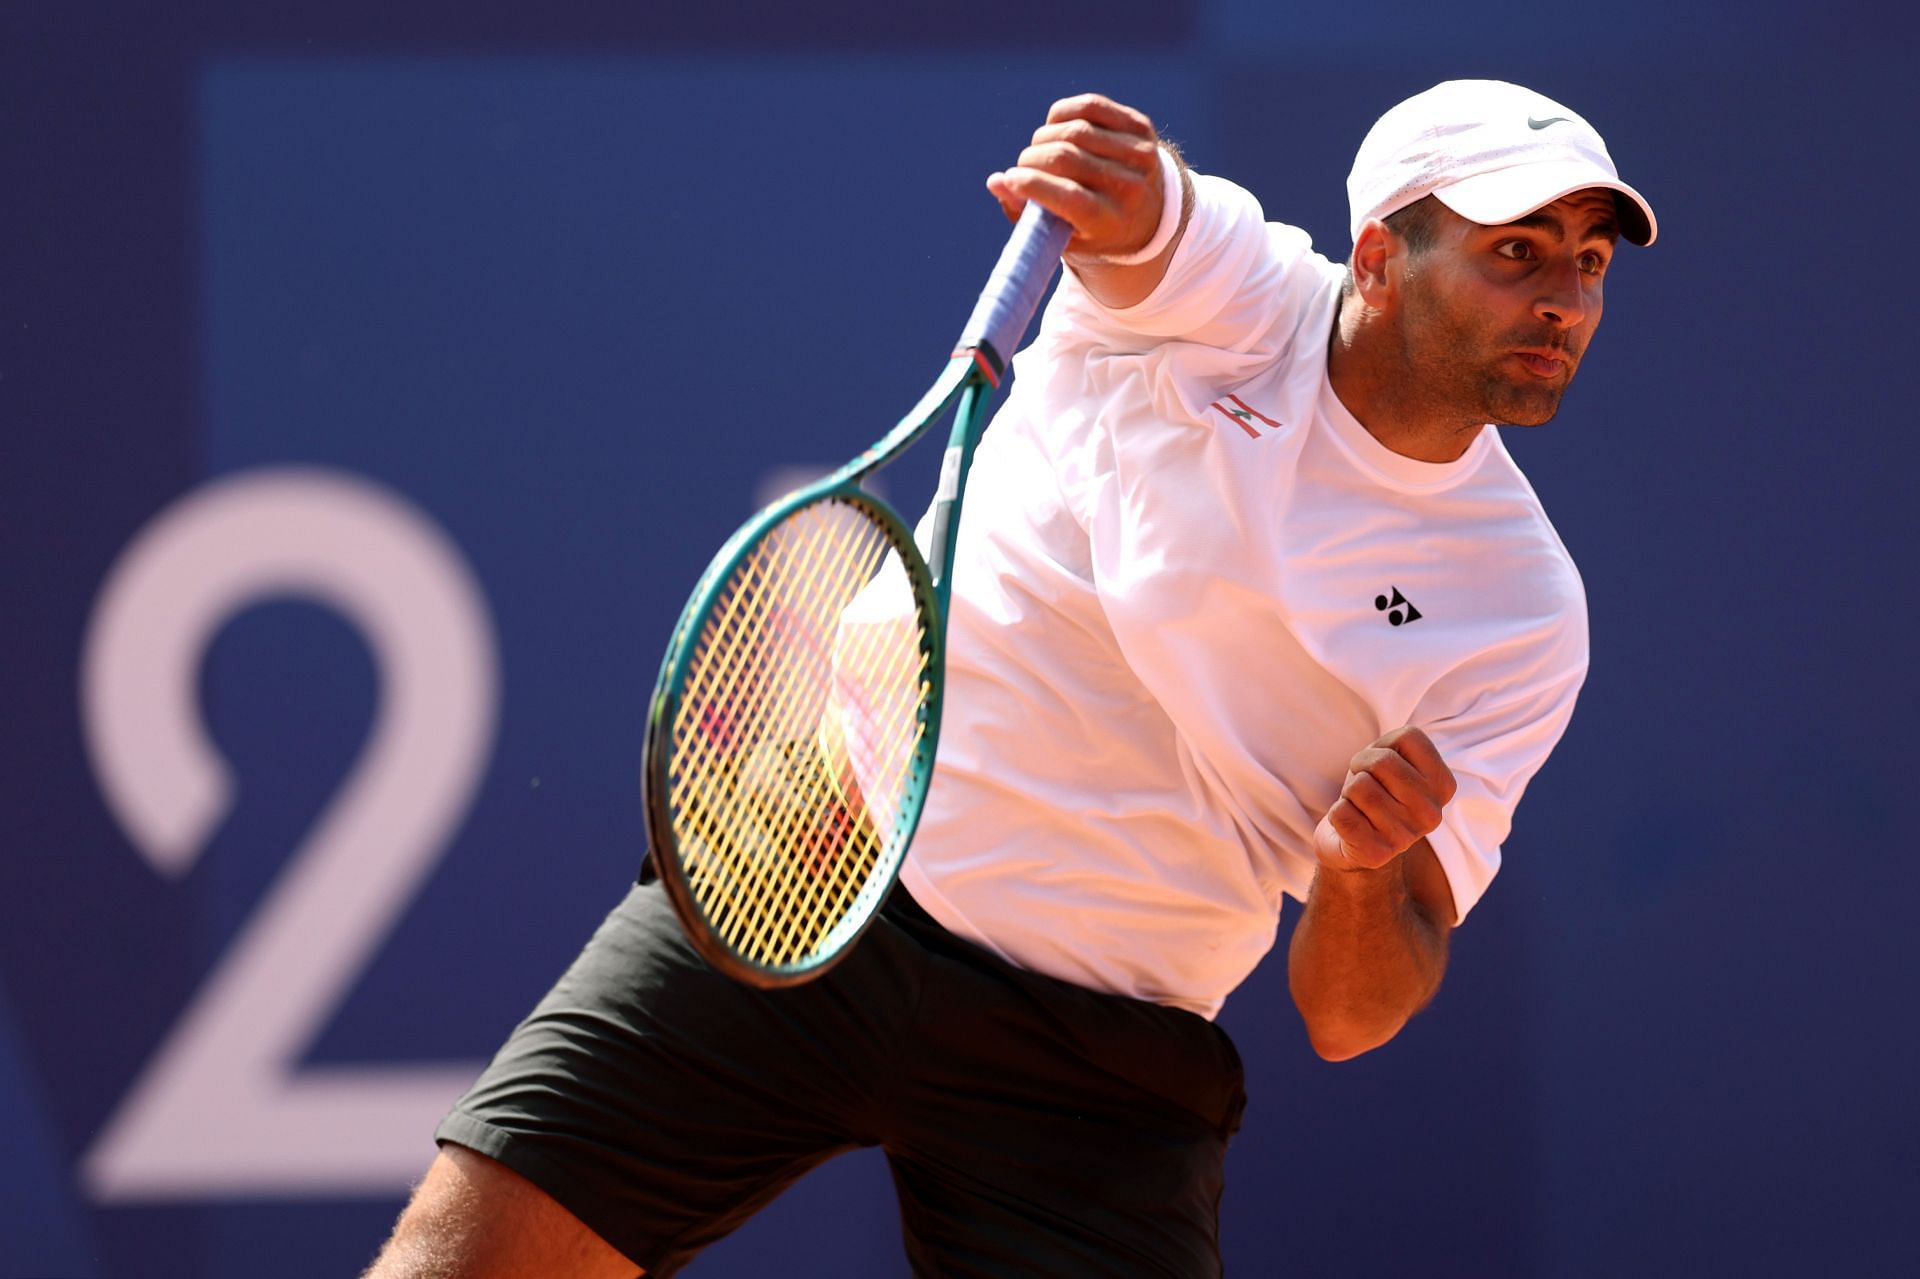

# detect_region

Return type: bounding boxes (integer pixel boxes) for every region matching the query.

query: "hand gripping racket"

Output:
[643,203,1073,987]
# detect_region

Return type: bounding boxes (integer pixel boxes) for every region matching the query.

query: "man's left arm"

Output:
[1287,726,1459,1062]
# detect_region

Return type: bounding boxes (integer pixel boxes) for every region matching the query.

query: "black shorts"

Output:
[437,880,1246,1278]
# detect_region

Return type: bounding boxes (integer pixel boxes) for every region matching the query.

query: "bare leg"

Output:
[363,1145,642,1279]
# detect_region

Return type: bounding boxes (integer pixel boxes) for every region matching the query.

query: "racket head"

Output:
[643,484,944,987]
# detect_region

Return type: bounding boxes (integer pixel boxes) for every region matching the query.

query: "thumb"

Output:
[984,172,1022,225]
[1312,813,1360,871]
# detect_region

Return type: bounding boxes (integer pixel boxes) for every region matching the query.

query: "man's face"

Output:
[1392,189,1619,427]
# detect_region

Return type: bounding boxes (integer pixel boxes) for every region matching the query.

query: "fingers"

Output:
[987,94,1165,256]
[1378,725,1457,803]
[1018,135,1152,194]
[988,164,1147,239]
[1029,116,1159,172]
[1317,727,1458,871]
[985,164,1155,257]
[1046,92,1155,140]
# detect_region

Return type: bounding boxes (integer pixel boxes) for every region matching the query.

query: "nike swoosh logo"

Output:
[1528,115,1572,130]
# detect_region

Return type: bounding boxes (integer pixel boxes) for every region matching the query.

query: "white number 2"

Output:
[79,468,498,1199]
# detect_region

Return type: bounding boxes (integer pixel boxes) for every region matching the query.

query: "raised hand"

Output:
[985,93,1170,263]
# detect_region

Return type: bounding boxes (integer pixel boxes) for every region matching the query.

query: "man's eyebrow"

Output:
[1499,211,1621,245]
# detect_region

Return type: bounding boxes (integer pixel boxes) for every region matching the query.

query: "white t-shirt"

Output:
[890,171,1588,1019]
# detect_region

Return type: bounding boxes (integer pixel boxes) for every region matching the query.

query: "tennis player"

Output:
[366,79,1655,1277]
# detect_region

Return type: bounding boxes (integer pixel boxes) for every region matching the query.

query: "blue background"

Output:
[3,2,1915,1275]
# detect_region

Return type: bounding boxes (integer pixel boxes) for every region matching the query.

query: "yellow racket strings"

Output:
[667,499,933,968]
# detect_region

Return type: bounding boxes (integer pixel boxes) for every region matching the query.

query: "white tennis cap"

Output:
[1347,79,1656,247]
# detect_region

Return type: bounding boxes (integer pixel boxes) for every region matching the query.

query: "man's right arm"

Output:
[985,94,1192,310]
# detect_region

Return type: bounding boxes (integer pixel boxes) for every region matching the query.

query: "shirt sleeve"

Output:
[1037,171,1333,357]
[1416,661,1588,923]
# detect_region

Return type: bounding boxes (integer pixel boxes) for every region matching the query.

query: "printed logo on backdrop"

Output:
[77,463,827,1202]
[80,468,499,1199]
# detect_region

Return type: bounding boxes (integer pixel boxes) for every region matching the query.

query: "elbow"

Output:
[1302,1012,1407,1062]
[1291,969,1428,1062]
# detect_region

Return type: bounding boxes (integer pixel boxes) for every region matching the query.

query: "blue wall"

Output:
[3,3,1914,1275]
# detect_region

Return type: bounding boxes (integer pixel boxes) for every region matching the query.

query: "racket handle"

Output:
[955,203,1073,378]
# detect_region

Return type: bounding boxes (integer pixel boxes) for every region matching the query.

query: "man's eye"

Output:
[1579,252,1609,275]
[1496,241,1534,261]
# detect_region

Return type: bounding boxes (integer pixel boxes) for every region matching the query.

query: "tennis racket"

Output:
[642,202,1072,988]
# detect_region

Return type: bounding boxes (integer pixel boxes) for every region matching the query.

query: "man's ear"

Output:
[1349,218,1399,308]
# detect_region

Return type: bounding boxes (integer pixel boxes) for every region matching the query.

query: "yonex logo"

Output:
[1375,587,1422,626]
[1527,115,1573,130]
[1209,394,1282,439]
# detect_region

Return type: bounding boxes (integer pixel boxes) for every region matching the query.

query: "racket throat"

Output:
[925,380,990,602]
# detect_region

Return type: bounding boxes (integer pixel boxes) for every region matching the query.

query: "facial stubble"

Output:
[1396,265,1581,429]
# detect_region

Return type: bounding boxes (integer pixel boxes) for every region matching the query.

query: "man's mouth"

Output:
[1512,349,1568,378]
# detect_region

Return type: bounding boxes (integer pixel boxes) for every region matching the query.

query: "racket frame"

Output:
[643,205,1070,987]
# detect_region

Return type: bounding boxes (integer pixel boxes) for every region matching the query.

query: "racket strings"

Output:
[683,532,906,958]
[666,498,933,969]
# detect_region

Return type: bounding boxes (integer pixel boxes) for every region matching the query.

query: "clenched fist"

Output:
[985,93,1171,263]
[1312,726,1457,872]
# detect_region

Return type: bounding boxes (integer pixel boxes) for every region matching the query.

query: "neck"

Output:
[1327,289,1483,464]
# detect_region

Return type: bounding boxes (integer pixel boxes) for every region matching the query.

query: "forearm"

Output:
[1287,854,1450,1061]
[1064,145,1192,311]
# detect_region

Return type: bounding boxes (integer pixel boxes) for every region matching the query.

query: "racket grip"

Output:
[955,203,1073,377]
